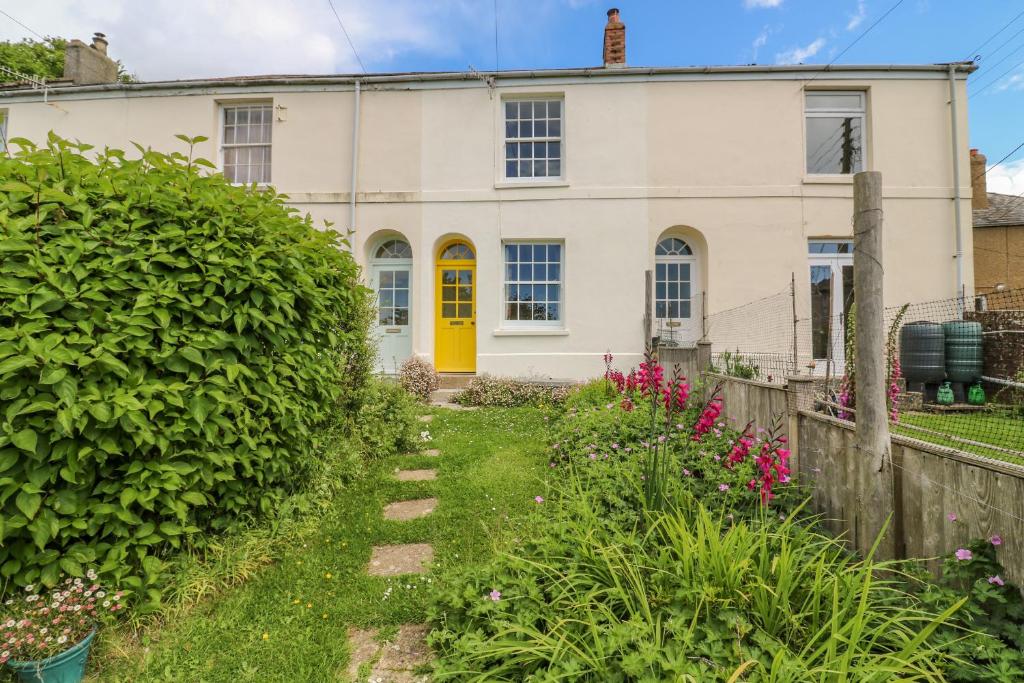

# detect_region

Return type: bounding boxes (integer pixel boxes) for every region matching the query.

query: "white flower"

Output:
[23,585,34,592]
[86,570,97,580]
[57,635,67,644]
[39,628,47,635]
[3,620,13,628]
[96,591,105,599]
[420,431,432,442]
[26,595,39,602]
[102,601,111,608]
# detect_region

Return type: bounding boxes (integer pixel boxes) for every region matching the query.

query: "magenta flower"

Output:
[718,483,730,492]
[488,590,501,601]
[611,443,619,449]
[991,535,1003,546]
[954,548,973,561]
[682,468,691,476]
[534,496,544,504]
[947,513,957,522]
[988,575,1005,586]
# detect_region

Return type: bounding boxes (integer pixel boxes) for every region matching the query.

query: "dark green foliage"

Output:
[0,38,67,81]
[0,135,369,602]
[350,379,420,460]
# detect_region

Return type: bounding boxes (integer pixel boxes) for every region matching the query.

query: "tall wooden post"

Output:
[853,171,896,559]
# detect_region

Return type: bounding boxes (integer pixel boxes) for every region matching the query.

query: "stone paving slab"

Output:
[383,498,437,521]
[393,469,437,482]
[367,544,434,576]
[344,624,431,682]
[345,627,380,680]
[416,448,441,458]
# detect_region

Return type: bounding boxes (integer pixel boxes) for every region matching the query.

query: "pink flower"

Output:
[954,548,973,561]
[718,483,730,492]
[990,535,1003,546]
[988,575,1005,586]
[946,513,957,522]
[611,443,619,449]
[534,496,544,504]
[488,590,501,601]
[682,468,691,476]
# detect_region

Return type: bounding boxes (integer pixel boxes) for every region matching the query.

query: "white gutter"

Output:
[948,64,964,302]
[349,79,361,234]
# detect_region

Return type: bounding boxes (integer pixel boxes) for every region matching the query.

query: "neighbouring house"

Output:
[0,10,978,380]
[971,149,1024,296]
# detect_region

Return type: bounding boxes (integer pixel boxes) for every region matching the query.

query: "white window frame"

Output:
[500,240,564,329]
[804,90,867,176]
[501,96,565,183]
[218,101,273,185]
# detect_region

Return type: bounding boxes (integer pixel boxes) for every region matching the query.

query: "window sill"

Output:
[494,180,569,190]
[802,175,855,185]
[492,328,570,337]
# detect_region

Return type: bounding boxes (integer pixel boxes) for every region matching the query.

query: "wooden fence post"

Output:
[853,171,897,559]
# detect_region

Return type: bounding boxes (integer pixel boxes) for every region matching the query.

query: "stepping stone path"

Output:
[393,469,437,482]
[355,429,444,678]
[367,544,434,576]
[383,498,438,521]
[345,624,431,683]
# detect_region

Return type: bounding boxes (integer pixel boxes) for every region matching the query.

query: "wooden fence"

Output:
[798,409,1024,585]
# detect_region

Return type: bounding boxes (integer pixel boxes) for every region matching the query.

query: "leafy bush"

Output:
[452,375,570,408]
[710,350,760,380]
[0,135,370,601]
[350,379,420,460]
[398,356,439,401]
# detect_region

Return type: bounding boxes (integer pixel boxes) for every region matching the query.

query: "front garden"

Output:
[3,136,1024,681]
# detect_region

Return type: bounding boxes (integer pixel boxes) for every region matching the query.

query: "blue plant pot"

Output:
[5,629,96,683]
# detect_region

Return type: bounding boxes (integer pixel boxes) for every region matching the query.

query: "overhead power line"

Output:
[969,54,1024,98]
[0,8,49,43]
[974,140,1024,182]
[325,0,366,74]
[964,9,1024,61]
[805,0,907,83]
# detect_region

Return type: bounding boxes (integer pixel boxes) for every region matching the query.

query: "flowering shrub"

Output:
[0,571,123,665]
[398,356,440,401]
[452,376,569,408]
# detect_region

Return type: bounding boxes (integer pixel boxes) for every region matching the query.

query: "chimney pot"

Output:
[603,8,626,68]
[91,32,108,55]
[970,149,988,210]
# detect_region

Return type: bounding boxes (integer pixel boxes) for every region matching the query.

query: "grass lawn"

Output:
[89,407,551,682]
[895,408,1024,466]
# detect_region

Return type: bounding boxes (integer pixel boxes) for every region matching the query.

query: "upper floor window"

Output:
[805,91,865,175]
[504,99,562,180]
[222,103,272,184]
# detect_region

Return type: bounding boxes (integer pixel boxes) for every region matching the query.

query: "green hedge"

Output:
[0,134,369,601]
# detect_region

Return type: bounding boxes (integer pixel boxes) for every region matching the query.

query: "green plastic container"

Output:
[968,382,986,406]
[942,321,983,383]
[936,381,955,406]
[6,629,95,683]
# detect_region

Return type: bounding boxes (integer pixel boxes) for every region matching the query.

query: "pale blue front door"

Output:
[370,239,413,373]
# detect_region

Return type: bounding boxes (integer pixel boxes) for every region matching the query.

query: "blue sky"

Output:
[4,1,1024,191]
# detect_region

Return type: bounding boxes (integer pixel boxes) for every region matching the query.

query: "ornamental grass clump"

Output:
[0,135,369,603]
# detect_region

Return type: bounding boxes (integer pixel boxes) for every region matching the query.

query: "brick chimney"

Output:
[63,33,118,85]
[603,8,625,68]
[971,148,988,210]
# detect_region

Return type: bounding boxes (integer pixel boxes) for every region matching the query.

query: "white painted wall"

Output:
[0,70,973,379]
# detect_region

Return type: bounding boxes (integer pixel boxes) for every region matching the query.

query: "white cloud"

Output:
[751,25,777,62]
[846,0,867,30]
[0,0,483,80]
[987,159,1024,196]
[745,0,784,7]
[995,67,1024,93]
[775,37,826,64]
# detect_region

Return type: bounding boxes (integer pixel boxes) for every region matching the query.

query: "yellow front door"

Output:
[435,242,476,373]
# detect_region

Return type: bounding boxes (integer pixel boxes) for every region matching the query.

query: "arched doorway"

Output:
[654,236,701,346]
[370,238,413,373]
[435,240,476,373]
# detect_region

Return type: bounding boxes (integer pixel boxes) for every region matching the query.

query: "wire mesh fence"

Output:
[703,285,797,384]
[807,287,1024,466]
